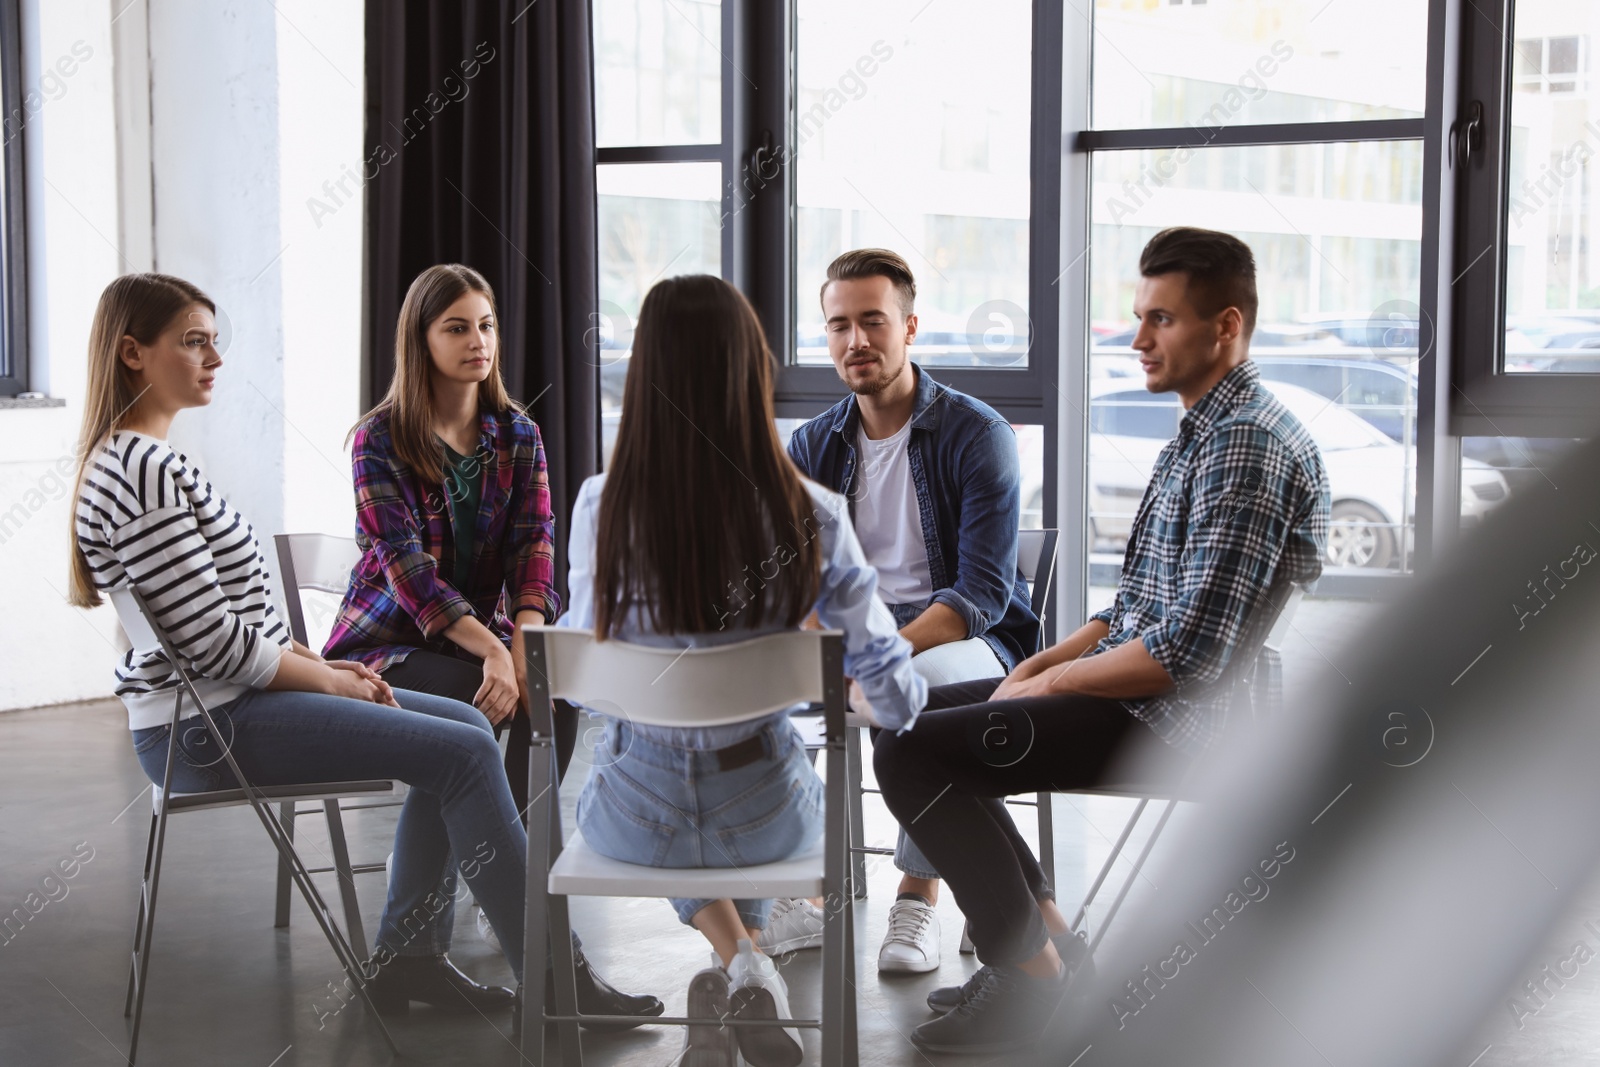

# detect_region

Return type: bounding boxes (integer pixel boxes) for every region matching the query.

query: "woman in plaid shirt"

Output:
[324,263,661,1027]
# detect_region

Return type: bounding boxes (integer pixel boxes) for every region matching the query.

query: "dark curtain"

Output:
[364,0,598,606]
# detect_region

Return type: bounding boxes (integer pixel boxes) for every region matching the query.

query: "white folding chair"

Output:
[518,626,859,1066]
[272,533,404,954]
[1064,580,1306,954]
[110,587,398,1065]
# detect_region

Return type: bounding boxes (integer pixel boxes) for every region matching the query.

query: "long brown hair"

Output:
[68,273,216,607]
[595,275,822,637]
[352,264,514,484]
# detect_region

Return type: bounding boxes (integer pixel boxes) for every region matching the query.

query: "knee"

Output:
[463,729,504,773]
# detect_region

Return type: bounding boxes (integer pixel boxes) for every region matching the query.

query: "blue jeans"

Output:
[575,718,825,928]
[131,686,530,980]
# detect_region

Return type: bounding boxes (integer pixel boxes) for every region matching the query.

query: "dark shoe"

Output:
[365,953,516,1016]
[515,949,666,1033]
[926,964,995,1016]
[910,963,1070,1054]
[927,929,1094,1015]
[683,955,738,1066]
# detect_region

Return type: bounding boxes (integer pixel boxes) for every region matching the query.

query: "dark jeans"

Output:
[873,678,1190,967]
[381,650,579,821]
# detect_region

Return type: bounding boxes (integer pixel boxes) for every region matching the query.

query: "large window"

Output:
[1081,1,1444,587]
[794,0,1034,371]
[591,0,1063,570]
[591,0,724,466]
[589,0,1560,632]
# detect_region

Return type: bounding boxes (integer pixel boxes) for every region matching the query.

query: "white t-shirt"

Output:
[853,419,934,606]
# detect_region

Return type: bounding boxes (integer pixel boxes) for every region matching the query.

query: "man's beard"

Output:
[847,353,907,397]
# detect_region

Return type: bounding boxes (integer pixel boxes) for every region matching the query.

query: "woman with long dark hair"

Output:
[563,274,926,1066]
[323,263,659,1024]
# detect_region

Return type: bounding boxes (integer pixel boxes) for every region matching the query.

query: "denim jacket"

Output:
[786,363,1039,670]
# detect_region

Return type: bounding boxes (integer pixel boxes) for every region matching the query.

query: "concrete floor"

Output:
[4,597,1598,1067]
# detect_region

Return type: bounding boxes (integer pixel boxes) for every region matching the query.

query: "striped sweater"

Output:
[75,431,289,730]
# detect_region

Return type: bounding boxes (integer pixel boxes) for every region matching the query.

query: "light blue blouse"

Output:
[558,473,927,747]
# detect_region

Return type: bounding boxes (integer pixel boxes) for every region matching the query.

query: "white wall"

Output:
[147,0,288,536]
[0,0,124,711]
[275,0,363,538]
[0,0,364,712]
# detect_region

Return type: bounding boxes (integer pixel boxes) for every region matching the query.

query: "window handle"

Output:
[1450,100,1484,169]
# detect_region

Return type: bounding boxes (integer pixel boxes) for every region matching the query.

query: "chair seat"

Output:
[157,779,399,815]
[549,832,826,899]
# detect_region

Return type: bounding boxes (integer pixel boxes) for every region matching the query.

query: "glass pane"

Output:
[1014,424,1045,529]
[1089,142,1423,575]
[1092,0,1427,128]
[795,0,1031,368]
[596,162,722,466]
[1502,1,1600,372]
[593,0,721,147]
[1460,436,1581,517]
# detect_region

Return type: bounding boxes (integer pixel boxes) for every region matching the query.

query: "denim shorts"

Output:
[575,717,825,928]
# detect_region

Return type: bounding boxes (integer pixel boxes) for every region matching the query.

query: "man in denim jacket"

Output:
[782,248,1040,974]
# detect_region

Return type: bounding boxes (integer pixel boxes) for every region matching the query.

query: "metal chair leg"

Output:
[1036,792,1056,889]
[1070,798,1148,936]
[273,800,294,928]
[521,734,559,1060]
[549,894,583,1065]
[1088,799,1177,955]
[127,796,175,1066]
[252,795,399,1055]
[322,800,368,961]
[124,810,158,1018]
[845,729,868,899]
[841,888,859,1067]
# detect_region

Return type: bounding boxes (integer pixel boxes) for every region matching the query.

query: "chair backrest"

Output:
[523,626,840,729]
[274,533,360,646]
[1263,583,1304,654]
[110,586,160,650]
[1016,528,1059,651]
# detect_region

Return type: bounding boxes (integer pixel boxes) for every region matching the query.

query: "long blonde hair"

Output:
[68,273,216,607]
[352,264,514,485]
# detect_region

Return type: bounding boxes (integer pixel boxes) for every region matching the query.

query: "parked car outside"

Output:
[1085,379,1511,570]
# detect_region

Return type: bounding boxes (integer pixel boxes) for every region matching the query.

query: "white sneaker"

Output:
[756,898,826,954]
[475,906,501,952]
[727,938,803,1067]
[683,954,738,1067]
[878,897,941,974]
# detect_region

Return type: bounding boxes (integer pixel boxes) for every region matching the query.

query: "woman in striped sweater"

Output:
[67,273,661,1026]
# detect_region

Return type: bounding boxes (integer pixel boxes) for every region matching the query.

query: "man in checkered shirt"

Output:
[873,227,1331,1056]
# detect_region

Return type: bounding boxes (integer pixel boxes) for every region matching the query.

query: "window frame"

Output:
[1452,0,1600,437]
[0,0,28,398]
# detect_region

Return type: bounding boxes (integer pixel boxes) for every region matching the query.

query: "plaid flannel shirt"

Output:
[323,407,560,672]
[1091,360,1330,755]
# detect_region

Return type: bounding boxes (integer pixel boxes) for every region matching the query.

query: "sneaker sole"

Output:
[877,955,940,974]
[728,985,803,1067]
[684,971,737,1067]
